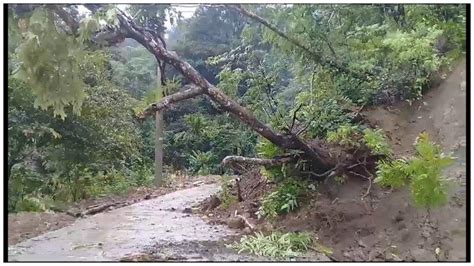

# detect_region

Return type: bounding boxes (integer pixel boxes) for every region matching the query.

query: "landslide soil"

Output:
[199,58,467,262]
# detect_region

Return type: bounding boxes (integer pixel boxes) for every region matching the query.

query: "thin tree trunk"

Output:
[154,65,164,186]
[155,110,164,186]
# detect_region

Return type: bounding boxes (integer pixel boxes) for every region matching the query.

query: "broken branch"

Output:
[222,155,295,167]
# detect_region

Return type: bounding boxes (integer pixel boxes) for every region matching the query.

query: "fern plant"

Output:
[229,231,312,258]
[375,133,454,208]
[408,133,454,207]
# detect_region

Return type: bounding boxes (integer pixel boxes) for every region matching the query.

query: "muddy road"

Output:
[8,184,243,261]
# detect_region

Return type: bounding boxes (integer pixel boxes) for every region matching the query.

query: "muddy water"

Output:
[8,184,238,261]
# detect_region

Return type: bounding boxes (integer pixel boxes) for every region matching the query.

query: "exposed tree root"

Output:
[361,177,373,200]
[234,211,255,230]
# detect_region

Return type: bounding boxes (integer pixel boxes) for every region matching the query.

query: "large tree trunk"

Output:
[115,9,334,172]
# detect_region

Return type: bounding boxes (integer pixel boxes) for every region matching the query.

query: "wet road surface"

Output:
[8,184,238,261]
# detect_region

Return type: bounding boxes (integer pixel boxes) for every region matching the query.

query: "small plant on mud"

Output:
[326,125,392,157]
[257,179,307,219]
[375,132,454,208]
[408,133,455,207]
[363,128,392,156]
[229,231,312,258]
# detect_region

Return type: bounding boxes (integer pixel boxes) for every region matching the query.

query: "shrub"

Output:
[375,132,454,208]
[256,138,284,159]
[229,231,313,258]
[408,132,454,207]
[374,159,410,188]
[15,195,47,212]
[363,128,392,156]
[188,150,216,175]
[326,124,361,147]
[257,179,307,219]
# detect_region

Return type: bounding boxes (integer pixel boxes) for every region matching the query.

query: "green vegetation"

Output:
[363,128,392,156]
[230,231,313,258]
[257,180,308,219]
[7,4,465,213]
[326,124,361,147]
[326,125,392,156]
[375,133,455,208]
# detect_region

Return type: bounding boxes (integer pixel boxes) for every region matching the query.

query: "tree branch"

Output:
[139,85,205,119]
[222,155,295,167]
[50,5,79,34]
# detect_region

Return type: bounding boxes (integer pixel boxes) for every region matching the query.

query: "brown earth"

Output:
[198,58,467,261]
[8,175,219,246]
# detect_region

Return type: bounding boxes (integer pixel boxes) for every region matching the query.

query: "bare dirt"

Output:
[198,59,467,261]
[288,58,467,261]
[8,212,76,246]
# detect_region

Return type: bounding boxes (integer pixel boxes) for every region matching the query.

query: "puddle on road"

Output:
[8,184,239,262]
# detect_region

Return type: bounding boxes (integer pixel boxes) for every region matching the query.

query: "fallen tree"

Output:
[10,4,368,178]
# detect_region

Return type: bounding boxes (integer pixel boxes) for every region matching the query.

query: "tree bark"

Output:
[139,85,204,119]
[155,53,165,186]
[222,155,295,167]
